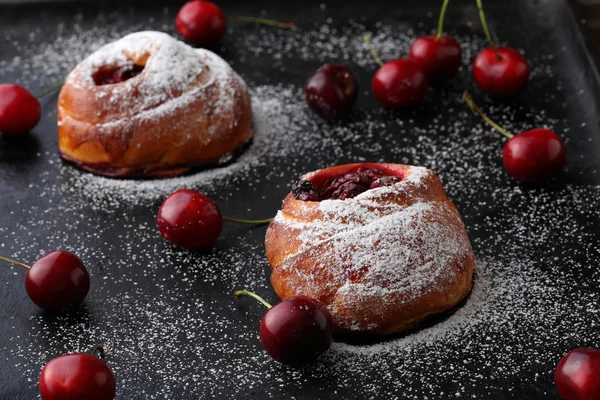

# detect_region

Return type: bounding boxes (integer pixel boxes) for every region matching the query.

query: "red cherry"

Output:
[462,93,565,184]
[175,0,227,47]
[1,251,90,311]
[26,251,90,311]
[372,58,429,108]
[235,291,333,366]
[555,348,600,400]
[473,47,530,97]
[157,189,223,250]
[304,64,358,118]
[409,35,461,82]
[503,128,566,183]
[408,0,461,82]
[0,84,41,135]
[473,0,530,97]
[39,347,116,400]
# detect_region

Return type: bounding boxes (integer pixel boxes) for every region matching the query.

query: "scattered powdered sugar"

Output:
[1,1,600,398]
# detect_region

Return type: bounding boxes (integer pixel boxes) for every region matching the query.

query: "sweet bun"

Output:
[265,163,474,335]
[58,31,252,178]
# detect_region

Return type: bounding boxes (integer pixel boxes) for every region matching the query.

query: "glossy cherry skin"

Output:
[502,128,566,183]
[39,353,116,400]
[25,251,90,311]
[304,64,358,118]
[175,0,227,47]
[260,295,333,366]
[372,58,429,108]
[409,35,462,82]
[473,47,530,97]
[0,84,41,135]
[157,189,223,250]
[555,348,600,400]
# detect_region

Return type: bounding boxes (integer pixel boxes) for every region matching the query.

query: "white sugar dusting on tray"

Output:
[1,2,600,399]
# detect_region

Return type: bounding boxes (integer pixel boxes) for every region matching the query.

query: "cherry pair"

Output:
[175,0,293,47]
[40,345,115,400]
[462,93,565,184]
[234,290,333,366]
[156,189,272,250]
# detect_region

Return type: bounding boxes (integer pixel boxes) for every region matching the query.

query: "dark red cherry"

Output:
[555,348,600,400]
[372,58,429,108]
[473,47,530,97]
[39,348,116,400]
[157,189,223,250]
[175,0,227,47]
[304,64,358,118]
[25,251,90,311]
[409,35,461,82]
[0,84,41,135]
[260,295,333,366]
[503,128,566,183]
[235,291,333,366]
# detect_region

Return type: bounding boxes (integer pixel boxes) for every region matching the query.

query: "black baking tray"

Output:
[2,0,600,399]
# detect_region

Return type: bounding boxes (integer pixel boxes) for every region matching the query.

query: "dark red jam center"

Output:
[292,167,401,201]
[93,64,145,86]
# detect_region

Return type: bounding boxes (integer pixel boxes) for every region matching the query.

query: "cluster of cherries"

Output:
[303,0,565,184]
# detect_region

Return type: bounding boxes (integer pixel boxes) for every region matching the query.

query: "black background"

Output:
[1,0,600,399]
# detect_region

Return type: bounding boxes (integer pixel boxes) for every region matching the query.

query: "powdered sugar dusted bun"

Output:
[265,163,474,335]
[58,31,252,178]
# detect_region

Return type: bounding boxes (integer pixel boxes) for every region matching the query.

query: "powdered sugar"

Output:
[1,1,600,398]
[272,167,472,332]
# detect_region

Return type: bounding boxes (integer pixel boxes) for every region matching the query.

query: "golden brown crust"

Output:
[265,163,475,335]
[57,31,252,178]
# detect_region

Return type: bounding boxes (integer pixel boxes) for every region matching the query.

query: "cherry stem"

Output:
[90,345,105,358]
[363,35,384,67]
[230,16,294,29]
[222,217,273,225]
[436,0,451,41]
[476,0,501,60]
[234,290,272,309]
[0,255,31,270]
[36,81,64,98]
[462,92,514,139]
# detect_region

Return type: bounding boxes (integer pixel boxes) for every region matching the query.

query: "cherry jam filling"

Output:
[93,64,145,86]
[292,167,401,201]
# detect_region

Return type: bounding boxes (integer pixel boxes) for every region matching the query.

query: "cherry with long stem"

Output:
[0,251,90,310]
[408,0,461,82]
[234,289,333,366]
[157,189,272,250]
[472,0,530,97]
[462,92,566,183]
[176,1,293,47]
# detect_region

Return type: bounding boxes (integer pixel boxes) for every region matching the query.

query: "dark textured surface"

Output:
[1,0,600,399]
